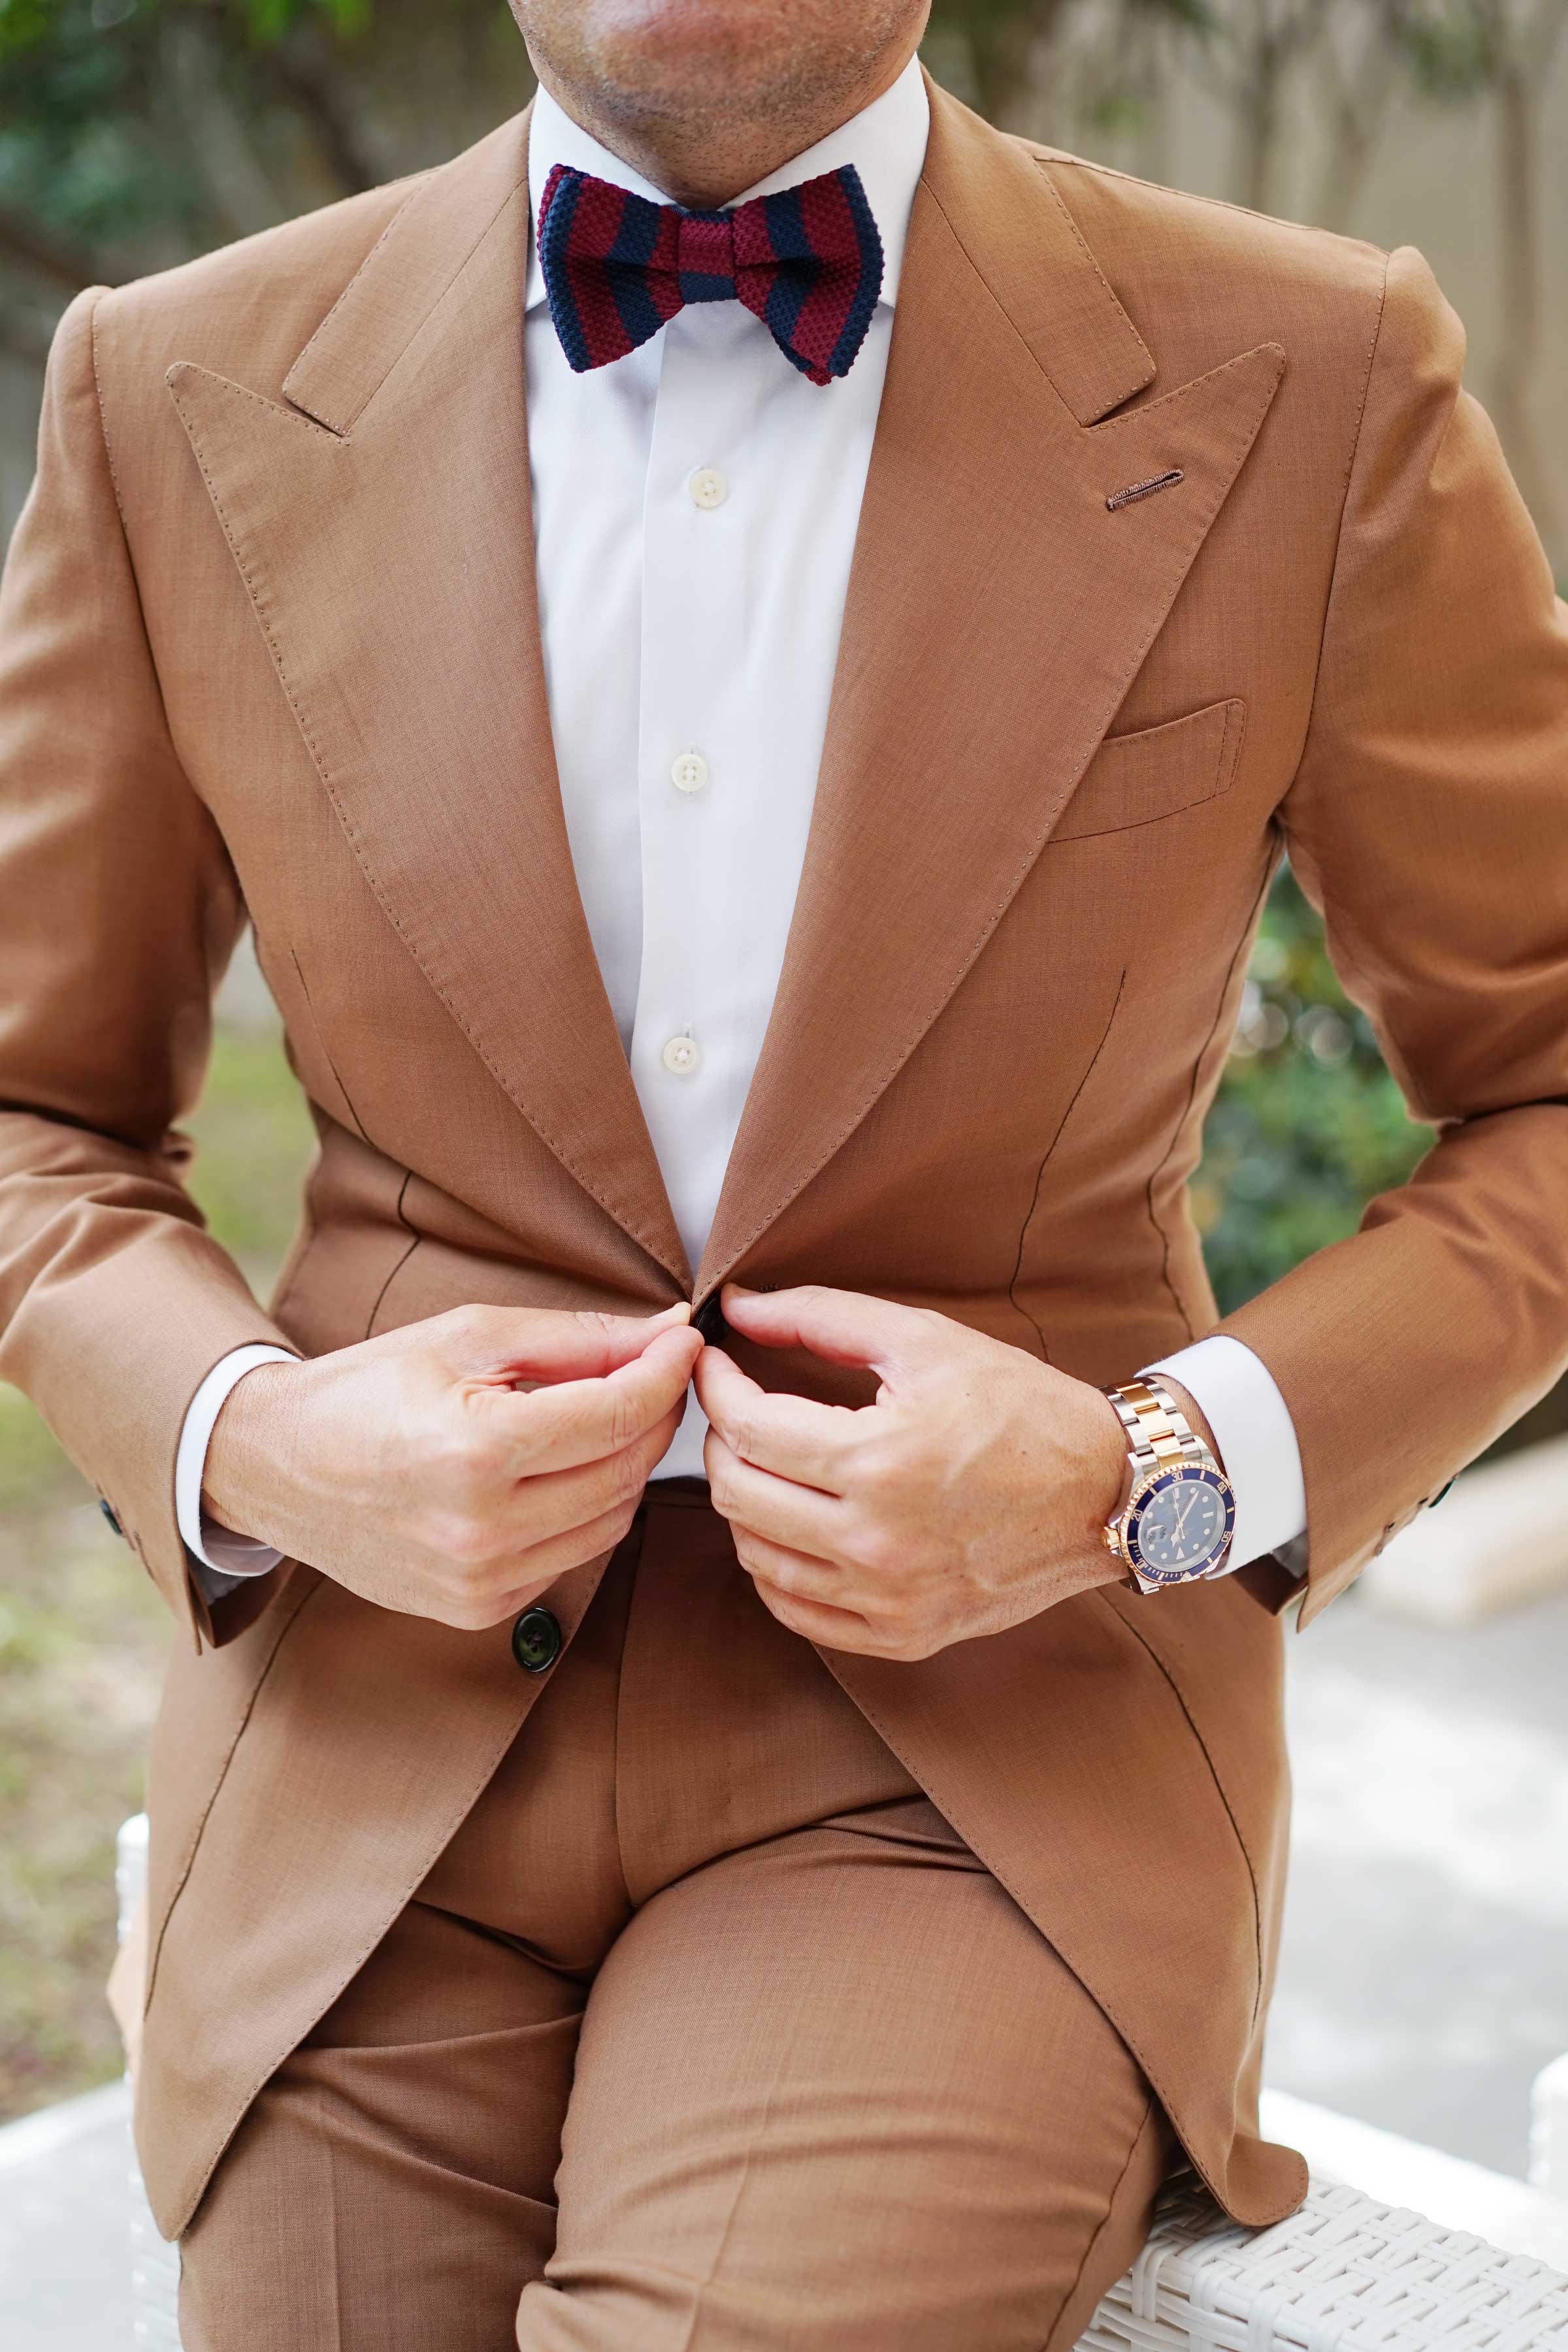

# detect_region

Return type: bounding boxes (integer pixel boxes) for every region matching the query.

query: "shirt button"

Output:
[661,1034,700,1076]
[670,751,709,795]
[689,466,728,510]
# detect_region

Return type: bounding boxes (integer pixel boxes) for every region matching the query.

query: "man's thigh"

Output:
[520,1793,1173,2352]
[178,1897,582,2352]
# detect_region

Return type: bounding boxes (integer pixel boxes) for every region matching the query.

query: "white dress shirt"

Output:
[179,58,1307,1588]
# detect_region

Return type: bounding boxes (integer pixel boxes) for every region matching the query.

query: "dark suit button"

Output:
[1429,1480,1455,1509]
[512,1605,563,1675]
[693,1294,728,1349]
[99,1498,123,1539]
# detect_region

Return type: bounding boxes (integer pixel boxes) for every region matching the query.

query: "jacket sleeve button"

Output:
[511,1605,563,1675]
[99,1498,124,1539]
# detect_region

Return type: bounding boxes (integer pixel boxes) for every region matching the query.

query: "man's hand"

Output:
[203,1303,702,1629]
[694,1284,1130,1660]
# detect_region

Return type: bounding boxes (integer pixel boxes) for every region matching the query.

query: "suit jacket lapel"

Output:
[697,85,1284,1298]
[168,107,691,1290]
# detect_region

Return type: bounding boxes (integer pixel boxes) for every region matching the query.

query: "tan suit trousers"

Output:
[178,1486,1175,2350]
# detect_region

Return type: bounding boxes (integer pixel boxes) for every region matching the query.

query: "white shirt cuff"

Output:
[176,1345,299,1592]
[1143,1333,1307,1575]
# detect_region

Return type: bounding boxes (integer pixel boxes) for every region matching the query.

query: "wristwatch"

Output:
[1102,1376,1236,1593]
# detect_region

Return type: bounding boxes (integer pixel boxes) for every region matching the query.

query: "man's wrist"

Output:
[201,1356,300,1543]
[176,1345,299,1575]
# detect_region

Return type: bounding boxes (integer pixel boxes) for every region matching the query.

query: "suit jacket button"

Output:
[99,1498,123,1539]
[512,1606,563,1675]
[693,1294,728,1349]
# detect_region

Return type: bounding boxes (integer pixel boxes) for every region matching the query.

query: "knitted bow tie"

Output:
[536,160,884,386]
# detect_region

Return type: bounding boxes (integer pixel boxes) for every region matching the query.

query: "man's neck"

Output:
[525,41,922,208]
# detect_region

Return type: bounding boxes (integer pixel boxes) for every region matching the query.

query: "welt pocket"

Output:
[1053,697,1246,841]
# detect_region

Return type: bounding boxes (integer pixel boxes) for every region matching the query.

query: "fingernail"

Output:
[650,1303,693,1324]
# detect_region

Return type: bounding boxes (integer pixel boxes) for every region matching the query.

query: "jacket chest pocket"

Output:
[1054,697,1246,841]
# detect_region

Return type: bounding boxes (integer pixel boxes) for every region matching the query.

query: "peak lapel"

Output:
[697,88,1283,1298]
[169,108,690,1288]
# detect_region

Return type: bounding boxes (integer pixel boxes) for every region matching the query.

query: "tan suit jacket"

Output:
[2,78,1566,2244]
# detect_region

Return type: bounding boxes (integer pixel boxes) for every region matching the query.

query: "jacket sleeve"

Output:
[1217,245,1568,1625]
[0,289,296,1649]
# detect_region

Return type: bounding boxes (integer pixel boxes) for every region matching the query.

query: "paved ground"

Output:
[5,1577,1567,2345]
[1271,1581,1568,2181]
[0,2084,135,2350]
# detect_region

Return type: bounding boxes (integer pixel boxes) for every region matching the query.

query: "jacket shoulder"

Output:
[91,172,433,407]
[1023,145,1390,386]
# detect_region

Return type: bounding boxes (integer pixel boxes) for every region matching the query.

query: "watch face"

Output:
[1128,1468,1235,1584]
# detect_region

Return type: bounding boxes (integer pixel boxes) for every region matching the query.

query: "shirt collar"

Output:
[523,54,930,314]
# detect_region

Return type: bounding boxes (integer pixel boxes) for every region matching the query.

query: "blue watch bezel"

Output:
[1125,1465,1236,1585]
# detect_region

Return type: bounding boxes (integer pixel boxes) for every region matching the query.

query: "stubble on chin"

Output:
[513,0,923,144]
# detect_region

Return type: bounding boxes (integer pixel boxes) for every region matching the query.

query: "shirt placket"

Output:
[630,304,769,1283]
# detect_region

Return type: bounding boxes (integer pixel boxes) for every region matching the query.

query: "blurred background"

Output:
[1,0,1565,2191]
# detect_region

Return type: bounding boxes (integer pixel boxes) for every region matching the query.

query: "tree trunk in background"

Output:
[1229,0,1327,215]
[975,0,1069,140]
[1313,16,1401,235]
[160,21,289,242]
[1490,49,1563,555]
[1133,18,1178,186]
[266,35,383,199]
[1234,52,1282,208]
[1229,0,1285,211]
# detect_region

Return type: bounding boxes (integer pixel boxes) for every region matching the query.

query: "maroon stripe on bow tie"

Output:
[762,171,866,387]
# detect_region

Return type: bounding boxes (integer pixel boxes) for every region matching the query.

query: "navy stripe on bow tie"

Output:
[537,161,883,386]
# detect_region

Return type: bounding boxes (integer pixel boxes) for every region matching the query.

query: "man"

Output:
[1,0,1565,2340]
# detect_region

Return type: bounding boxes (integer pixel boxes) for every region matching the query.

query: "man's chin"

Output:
[517,0,912,132]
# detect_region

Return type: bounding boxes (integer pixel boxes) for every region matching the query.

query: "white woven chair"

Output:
[1083,2170,1568,2350]
[115,1818,1568,2350]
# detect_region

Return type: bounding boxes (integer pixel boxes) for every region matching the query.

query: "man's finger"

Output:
[704,1429,849,1560]
[693,1345,858,1493]
[497,1400,685,1546]
[747,1575,880,1654]
[444,1300,693,1385]
[480,1325,700,1475]
[477,1495,653,1621]
[720,1282,932,1377]
[729,1525,851,1609]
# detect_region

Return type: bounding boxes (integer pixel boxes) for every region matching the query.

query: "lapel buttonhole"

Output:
[1105,468,1185,514]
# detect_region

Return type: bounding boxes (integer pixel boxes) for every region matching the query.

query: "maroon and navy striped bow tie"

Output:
[537,161,883,387]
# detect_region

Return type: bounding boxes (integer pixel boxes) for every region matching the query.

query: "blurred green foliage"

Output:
[0,1,248,259]
[1205,860,1566,1457]
[0,0,372,61]
[0,0,524,280]
[1198,868,1428,1311]
[0,1375,66,1518]
[184,1024,317,1286]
